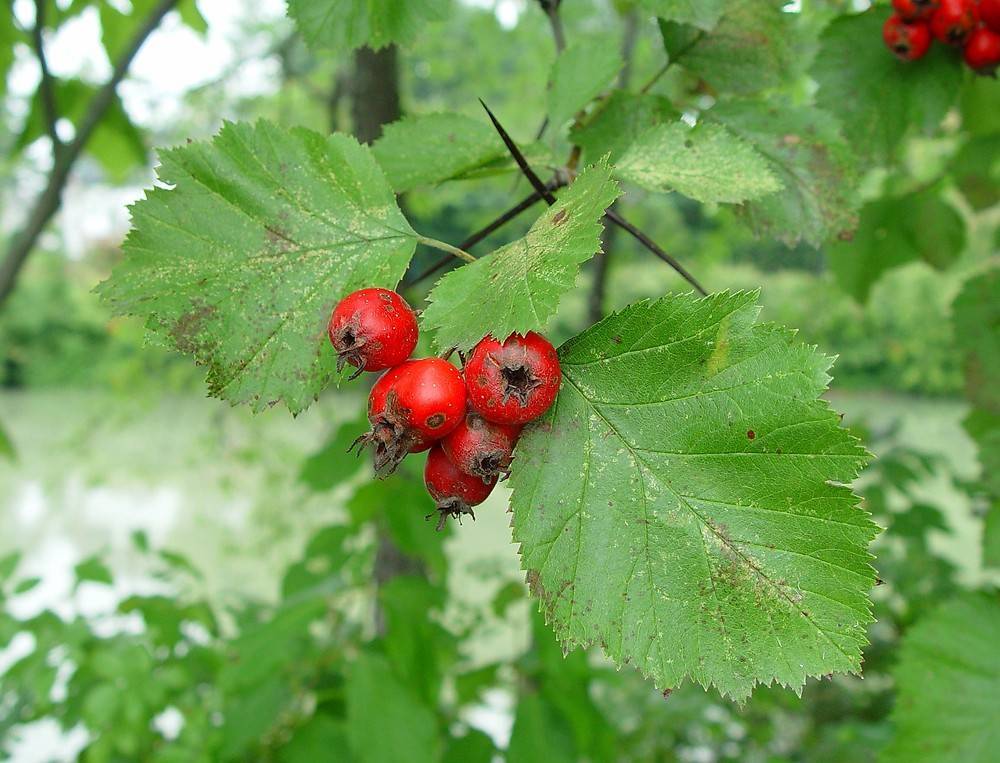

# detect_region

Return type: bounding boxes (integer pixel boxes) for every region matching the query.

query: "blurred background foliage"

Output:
[0,0,997,761]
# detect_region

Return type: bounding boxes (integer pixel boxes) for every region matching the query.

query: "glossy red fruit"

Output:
[981,0,1000,32]
[892,0,939,21]
[883,14,933,59]
[328,288,418,378]
[354,358,466,475]
[929,0,978,45]
[964,25,1000,72]
[424,445,496,530]
[464,332,561,425]
[441,413,521,483]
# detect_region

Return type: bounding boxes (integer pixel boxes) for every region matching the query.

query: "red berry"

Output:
[982,0,1000,33]
[964,25,1000,72]
[892,0,939,21]
[883,14,933,60]
[424,444,496,530]
[441,412,521,483]
[464,332,561,425]
[929,0,978,45]
[328,288,418,378]
[353,358,466,475]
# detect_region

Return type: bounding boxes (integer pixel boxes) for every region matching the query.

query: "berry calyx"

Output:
[982,0,1000,33]
[465,332,562,426]
[441,413,521,483]
[964,25,1000,72]
[929,0,978,45]
[883,14,933,60]
[892,0,939,21]
[353,358,466,475]
[328,288,418,378]
[424,445,497,530]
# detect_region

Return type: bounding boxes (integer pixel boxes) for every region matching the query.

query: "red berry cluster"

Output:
[883,0,1000,73]
[328,288,561,530]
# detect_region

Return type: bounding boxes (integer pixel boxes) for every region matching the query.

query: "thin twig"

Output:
[0,0,181,307]
[538,0,566,53]
[480,100,555,204]
[416,236,476,263]
[32,0,61,153]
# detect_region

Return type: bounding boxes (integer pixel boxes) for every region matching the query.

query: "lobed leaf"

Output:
[615,121,782,204]
[510,291,878,700]
[98,120,418,414]
[421,161,621,351]
[286,0,450,52]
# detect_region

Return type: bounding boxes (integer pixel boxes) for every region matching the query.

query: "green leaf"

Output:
[298,408,369,492]
[98,120,419,414]
[813,9,962,166]
[346,652,441,763]
[883,593,1000,763]
[287,0,450,52]
[548,42,623,130]
[421,161,621,351]
[13,577,42,595]
[0,13,20,100]
[509,291,877,700]
[372,113,505,192]
[960,75,1000,137]
[0,418,15,462]
[570,91,678,165]
[443,730,495,763]
[659,0,798,95]
[508,693,576,763]
[0,552,21,584]
[615,121,782,204]
[950,134,1000,211]
[953,267,1000,414]
[74,555,113,586]
[638,0,724,30]
[279,715,349,763]
[827,191,965,303]
[708,98,859,247]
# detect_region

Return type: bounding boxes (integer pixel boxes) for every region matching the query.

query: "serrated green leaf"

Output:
[421,162,621,351]
[287,0,450,52]
[659,0,798,95]
[709,98,859,247]
[372,113,505,192]
[883,593,1000,762]
[570,91,678,165]
[638,0,724,30]
[98,120,419,414]
[813,9,962,166]
[615,121,782,204]
[828,191,965,303]
[548,42,623,130]
[510,290,877,700]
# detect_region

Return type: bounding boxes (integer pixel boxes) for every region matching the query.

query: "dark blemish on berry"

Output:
[746,430,756,440]
[379,292,392,302]
[426,413,446,429]
[552,209,568,226]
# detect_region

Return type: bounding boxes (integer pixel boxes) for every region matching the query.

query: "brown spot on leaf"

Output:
[552,209,568,226]
[746,430,756,440]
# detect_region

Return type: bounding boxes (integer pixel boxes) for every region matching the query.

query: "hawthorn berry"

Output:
[465,332,561,426]
[424,445,497,530]
[883,14,933,60]
[328,288,418,378]
[891,0,939,21]
[442,413,521,483]
[929,0,978,45]
[964,25,1000,72]
[354,358,466,475]
[982,0,1000,33]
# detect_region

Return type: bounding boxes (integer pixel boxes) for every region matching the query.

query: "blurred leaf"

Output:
[421,161,620,351]
[373,113,505,192]
[953,267,1000,415]
[0,13,20,101]
[220,677,289,759]
[0,418,15,462]
[639,0,724,30]
[346,651,441,763]
[287,0,450,52]
[0,551,21,584]
[813,9,962,166]
[960,75,1000,136]
[279,715,349,763]
[510,291,877,700]
[547,42,623,130]
[615,121,782,203]
[13,577,41,595]
[570,91,678,164]
[827,190,965,303]
[453,663,500,705]
[888,503,949,542]
[281,525,357,599]
[74,555,113,586]
[658,0,798,95]
[119,595,219,646]
[883,593,1000,762]
[491,580,525,617]
[299,408,369,492]
[709,98,859,247]
[130,530,149,552]
[443,729,495,763]
[950,134,1000,211]
[98,121,419,414]
[158,549,203,579]
[508,692,576,763]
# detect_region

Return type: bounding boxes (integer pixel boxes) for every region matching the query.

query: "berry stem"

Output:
[417,236,476,264]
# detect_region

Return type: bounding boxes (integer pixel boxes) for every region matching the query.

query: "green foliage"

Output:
[615,121,782,203]
[547,42,623,131]
[883,594,1000,762]
[287,0,450,52]
[421,162,621,351]
[637,0,725,30]
[510,291,877,700]
[570,91,678,164]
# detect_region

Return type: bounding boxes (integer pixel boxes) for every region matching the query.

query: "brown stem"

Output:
[32,0,61,154]
[0,0,181,308]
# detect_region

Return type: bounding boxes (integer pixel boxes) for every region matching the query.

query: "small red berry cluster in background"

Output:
[883,0,1000,73]
[328,288,561,530]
